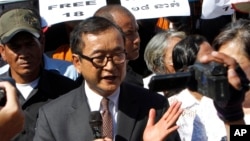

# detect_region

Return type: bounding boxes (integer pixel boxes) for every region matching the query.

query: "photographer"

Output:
[0,81,24,141]
[213,19,250,124]
[167,35,227,140]
[199,50,246,141]
[151,34,247,141]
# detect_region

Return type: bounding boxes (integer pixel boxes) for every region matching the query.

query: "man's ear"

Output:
[39,33,46,52]
[72,54,82,74]
[0,44,6,61]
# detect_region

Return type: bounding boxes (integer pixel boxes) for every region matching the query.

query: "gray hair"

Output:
[144,31,186,73]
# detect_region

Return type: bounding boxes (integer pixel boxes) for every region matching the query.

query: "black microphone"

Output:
[89,111,103,139]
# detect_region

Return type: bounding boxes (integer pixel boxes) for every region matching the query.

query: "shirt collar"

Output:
[169,88,200,108]
[85,80,119,111]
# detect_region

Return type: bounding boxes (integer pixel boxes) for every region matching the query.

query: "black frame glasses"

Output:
[77,50,127,68]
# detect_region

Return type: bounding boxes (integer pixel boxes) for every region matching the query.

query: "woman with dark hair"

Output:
[170,34,227,141]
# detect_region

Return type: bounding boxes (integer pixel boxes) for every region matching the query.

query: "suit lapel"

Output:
[116,83,140,140]
[66,82,142,140]
[67,83,93,140]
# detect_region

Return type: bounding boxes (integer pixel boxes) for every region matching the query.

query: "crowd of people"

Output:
[0,1,249,141]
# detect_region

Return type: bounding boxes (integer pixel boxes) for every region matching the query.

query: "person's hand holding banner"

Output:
[39,0,191,26]
[201,0,234,19]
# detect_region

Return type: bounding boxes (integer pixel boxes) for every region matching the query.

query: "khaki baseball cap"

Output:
[0,8,41,44]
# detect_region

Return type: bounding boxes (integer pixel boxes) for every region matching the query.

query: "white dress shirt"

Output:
[168,89,227,141]
[85,80,119,139]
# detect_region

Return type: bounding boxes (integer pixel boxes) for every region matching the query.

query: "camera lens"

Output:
[0,88,6,106]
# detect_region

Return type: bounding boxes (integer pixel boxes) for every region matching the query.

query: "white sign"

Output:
[39,0,191,26]
[201,0,234,19]
[120,0,190,20]
[39,0,107,26]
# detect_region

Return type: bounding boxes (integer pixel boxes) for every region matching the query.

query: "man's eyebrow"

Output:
[90,47,124,54]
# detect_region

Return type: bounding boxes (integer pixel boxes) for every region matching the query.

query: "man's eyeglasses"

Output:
[77,50,127,68]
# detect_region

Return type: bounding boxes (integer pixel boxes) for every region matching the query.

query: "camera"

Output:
[0,77,16,106]
[149,62,230,102]
[189,62,229,102]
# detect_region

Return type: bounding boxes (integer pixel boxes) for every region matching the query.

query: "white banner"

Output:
[39,0,107,26]
[120,0,190,20]
[39,0,190,26]
[201,0,235,19]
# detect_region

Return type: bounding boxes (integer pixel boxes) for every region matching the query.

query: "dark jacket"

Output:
[0,69,79,141]
[124,65,144,87]
[34,81,180,141]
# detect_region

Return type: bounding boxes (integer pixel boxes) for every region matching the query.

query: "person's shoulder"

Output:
[47,88,78,105]
[42,69,76,83]
[121,82,167,103]
[43,54,79,80]
[123,81,164,94]
[121,82,169,115]
[43,53,71,66]
[42,69,80,90]
[40,85,82,114]
[125,65,144,87]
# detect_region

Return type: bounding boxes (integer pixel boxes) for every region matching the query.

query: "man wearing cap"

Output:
[0,8,79,141]
[0,7,80,80]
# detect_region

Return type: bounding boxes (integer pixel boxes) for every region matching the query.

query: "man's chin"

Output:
[19,69,36,75]
[99,86,118,96]
[101,81,120,90]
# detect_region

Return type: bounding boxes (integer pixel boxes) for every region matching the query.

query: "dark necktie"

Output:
[101,97,113,139]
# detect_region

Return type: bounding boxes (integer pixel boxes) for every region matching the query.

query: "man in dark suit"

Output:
[34,16,181,141]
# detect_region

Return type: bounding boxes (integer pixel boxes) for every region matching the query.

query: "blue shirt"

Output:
[0,54,79,80]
